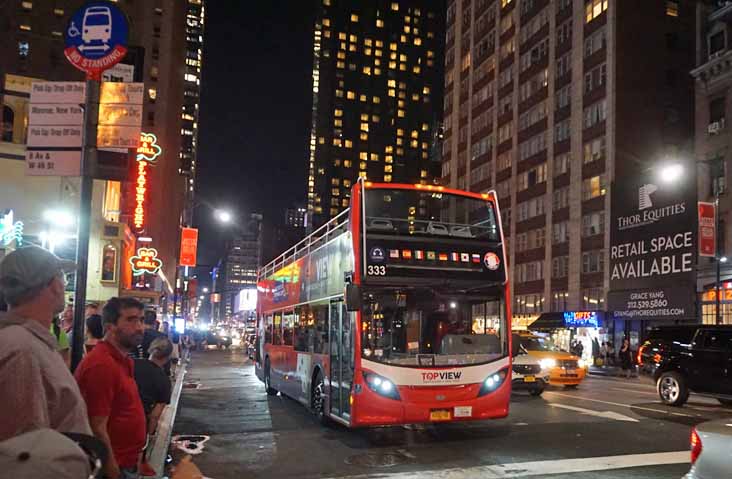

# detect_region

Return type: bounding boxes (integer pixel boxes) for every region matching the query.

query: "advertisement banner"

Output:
[179,227,199,267]
[608,172,697,319]
[698,202,716,258]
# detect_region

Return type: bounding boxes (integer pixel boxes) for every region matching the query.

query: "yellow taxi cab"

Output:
[518,334,587,388]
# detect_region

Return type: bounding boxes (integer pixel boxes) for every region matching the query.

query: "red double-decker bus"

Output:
[255,180,512,427]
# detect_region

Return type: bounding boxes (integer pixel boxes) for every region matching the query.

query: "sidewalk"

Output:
[148,360,187,479]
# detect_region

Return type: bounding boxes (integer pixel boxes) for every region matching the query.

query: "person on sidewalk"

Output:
[134,336,173,477]
[75,297,147,479]
[135,310,165,360]
[85,313,104,353]
[0,246,91,442]
[619,338,634,379]
[51,314,71,368]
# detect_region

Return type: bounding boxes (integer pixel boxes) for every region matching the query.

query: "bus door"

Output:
[329,300,353,420]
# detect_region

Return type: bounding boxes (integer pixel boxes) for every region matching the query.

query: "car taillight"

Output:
[690,427,702,464]
[636,345,645,365]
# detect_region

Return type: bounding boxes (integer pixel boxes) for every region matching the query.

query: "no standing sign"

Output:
[64,1,129,79]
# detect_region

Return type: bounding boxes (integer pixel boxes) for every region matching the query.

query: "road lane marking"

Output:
[543,391,695,417]
[609,387,659,396]
[331,451,689,478]
[549,403,639,422]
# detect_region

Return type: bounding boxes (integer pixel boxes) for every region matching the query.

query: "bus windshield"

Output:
[361,288,507,366]
[364,188,500,241]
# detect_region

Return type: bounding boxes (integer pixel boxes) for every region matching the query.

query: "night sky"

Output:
[194,1,315,268]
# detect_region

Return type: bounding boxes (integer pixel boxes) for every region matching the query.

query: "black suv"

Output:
[638,325,732,407]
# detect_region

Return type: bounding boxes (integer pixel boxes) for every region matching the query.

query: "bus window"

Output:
[283,310,294,346]
[273,312,283,345]
[311,302,329,354]
[265,314,273,344]
[294,305,310,352]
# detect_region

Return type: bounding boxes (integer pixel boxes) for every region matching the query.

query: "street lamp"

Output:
[215,209,232,224]
[43,209,76,227]
[658,163,684,185]
[203,287,209,293]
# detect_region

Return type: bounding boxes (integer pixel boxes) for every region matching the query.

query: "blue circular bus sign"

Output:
[64,2,128,79]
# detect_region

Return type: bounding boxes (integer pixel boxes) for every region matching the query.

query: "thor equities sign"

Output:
[609,173,697,319]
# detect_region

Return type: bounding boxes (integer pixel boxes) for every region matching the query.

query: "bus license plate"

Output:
[430,410,451,421]
[523,375,536,383]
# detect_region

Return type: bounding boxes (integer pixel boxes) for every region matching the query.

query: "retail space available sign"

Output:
[130,247,162,276]
[609,173,697,320]
[64,2,129,79]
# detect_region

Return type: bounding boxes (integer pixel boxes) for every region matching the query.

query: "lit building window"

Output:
[376,19,384,28]
[351,13,359,22]
[414,37,422,46]
[148,88,157,100]
[19,24,31,31]
[391,2,399,11]
[323,18,330,26]
[384,174,393,182]
[347,91,356,99]
[54,8,64,15]
[21,1,32,9]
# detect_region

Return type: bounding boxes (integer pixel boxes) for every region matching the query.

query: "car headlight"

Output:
[478,369,508,397]
[539,358,557,370]
[363,372,400,400]
[578,359,587,369]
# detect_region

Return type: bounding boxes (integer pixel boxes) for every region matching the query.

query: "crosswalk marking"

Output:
[329,451,689,479]
[543,391,695,418]
[549,403,639,422]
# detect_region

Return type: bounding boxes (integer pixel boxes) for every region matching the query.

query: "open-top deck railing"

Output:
[258,208,350,281]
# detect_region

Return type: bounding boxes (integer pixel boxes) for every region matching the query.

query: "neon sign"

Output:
[136,133,162,163]
[132,132,162,232]
[130,247,163,276]
[1,210,23,247]
[133,158,148,230]
[563,311,600,328]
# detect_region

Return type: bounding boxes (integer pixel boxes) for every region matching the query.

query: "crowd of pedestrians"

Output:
[0,246,202,479]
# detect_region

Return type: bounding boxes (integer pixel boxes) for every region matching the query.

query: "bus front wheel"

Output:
[264,358,277,396]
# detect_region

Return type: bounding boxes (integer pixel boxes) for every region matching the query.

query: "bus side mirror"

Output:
[511,334,521,357]
[345,284,361,312]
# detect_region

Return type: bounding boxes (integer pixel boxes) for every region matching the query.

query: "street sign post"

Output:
[64,1,129,371]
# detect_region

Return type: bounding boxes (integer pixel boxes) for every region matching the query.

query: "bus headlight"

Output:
[478,369,508,397]
[539,358,556,370]
[363,372,401,400]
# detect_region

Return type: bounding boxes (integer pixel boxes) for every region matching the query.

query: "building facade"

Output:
[220,214,262,321]
[307,0,445,229]
[0,0,202,311]
[692,1,732,325]
[441,0,696,335]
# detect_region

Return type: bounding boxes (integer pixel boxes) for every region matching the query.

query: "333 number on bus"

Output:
[367,265,386,276]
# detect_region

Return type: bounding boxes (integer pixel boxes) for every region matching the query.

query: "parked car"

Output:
[511,344,550,396]
[638,325,732,407]
[519,333,587,388]
[684,419,732,478]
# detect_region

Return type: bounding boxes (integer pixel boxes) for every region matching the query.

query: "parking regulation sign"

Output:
[64,2,128,79]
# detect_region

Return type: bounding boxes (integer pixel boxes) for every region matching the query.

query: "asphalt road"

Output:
[170,349,732,479]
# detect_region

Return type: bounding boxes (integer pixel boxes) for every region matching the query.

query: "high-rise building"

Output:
[286,205,308,228]
[0,0,202,308]
[220,214,262,320]
[307,0,445,229]
[180,0,205,225]
[692,1,732,325]
[442,0,695,334]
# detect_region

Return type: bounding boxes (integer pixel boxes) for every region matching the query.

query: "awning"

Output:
[528,313,565,330]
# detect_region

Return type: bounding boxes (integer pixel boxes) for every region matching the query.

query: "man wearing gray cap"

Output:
[0,246,92,441]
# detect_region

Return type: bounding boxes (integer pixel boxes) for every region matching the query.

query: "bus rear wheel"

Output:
[264,358,277,396]
[312,371,329,426]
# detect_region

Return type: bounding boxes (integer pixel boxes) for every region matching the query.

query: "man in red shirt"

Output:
[75,297,147,479]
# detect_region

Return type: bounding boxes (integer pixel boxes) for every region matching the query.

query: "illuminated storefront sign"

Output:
[1,210,24,247]
[179,227,198,267]
[563,311,600,328]
[129,247,163,276]
[132,132,162,232]
[136,133,162,162]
